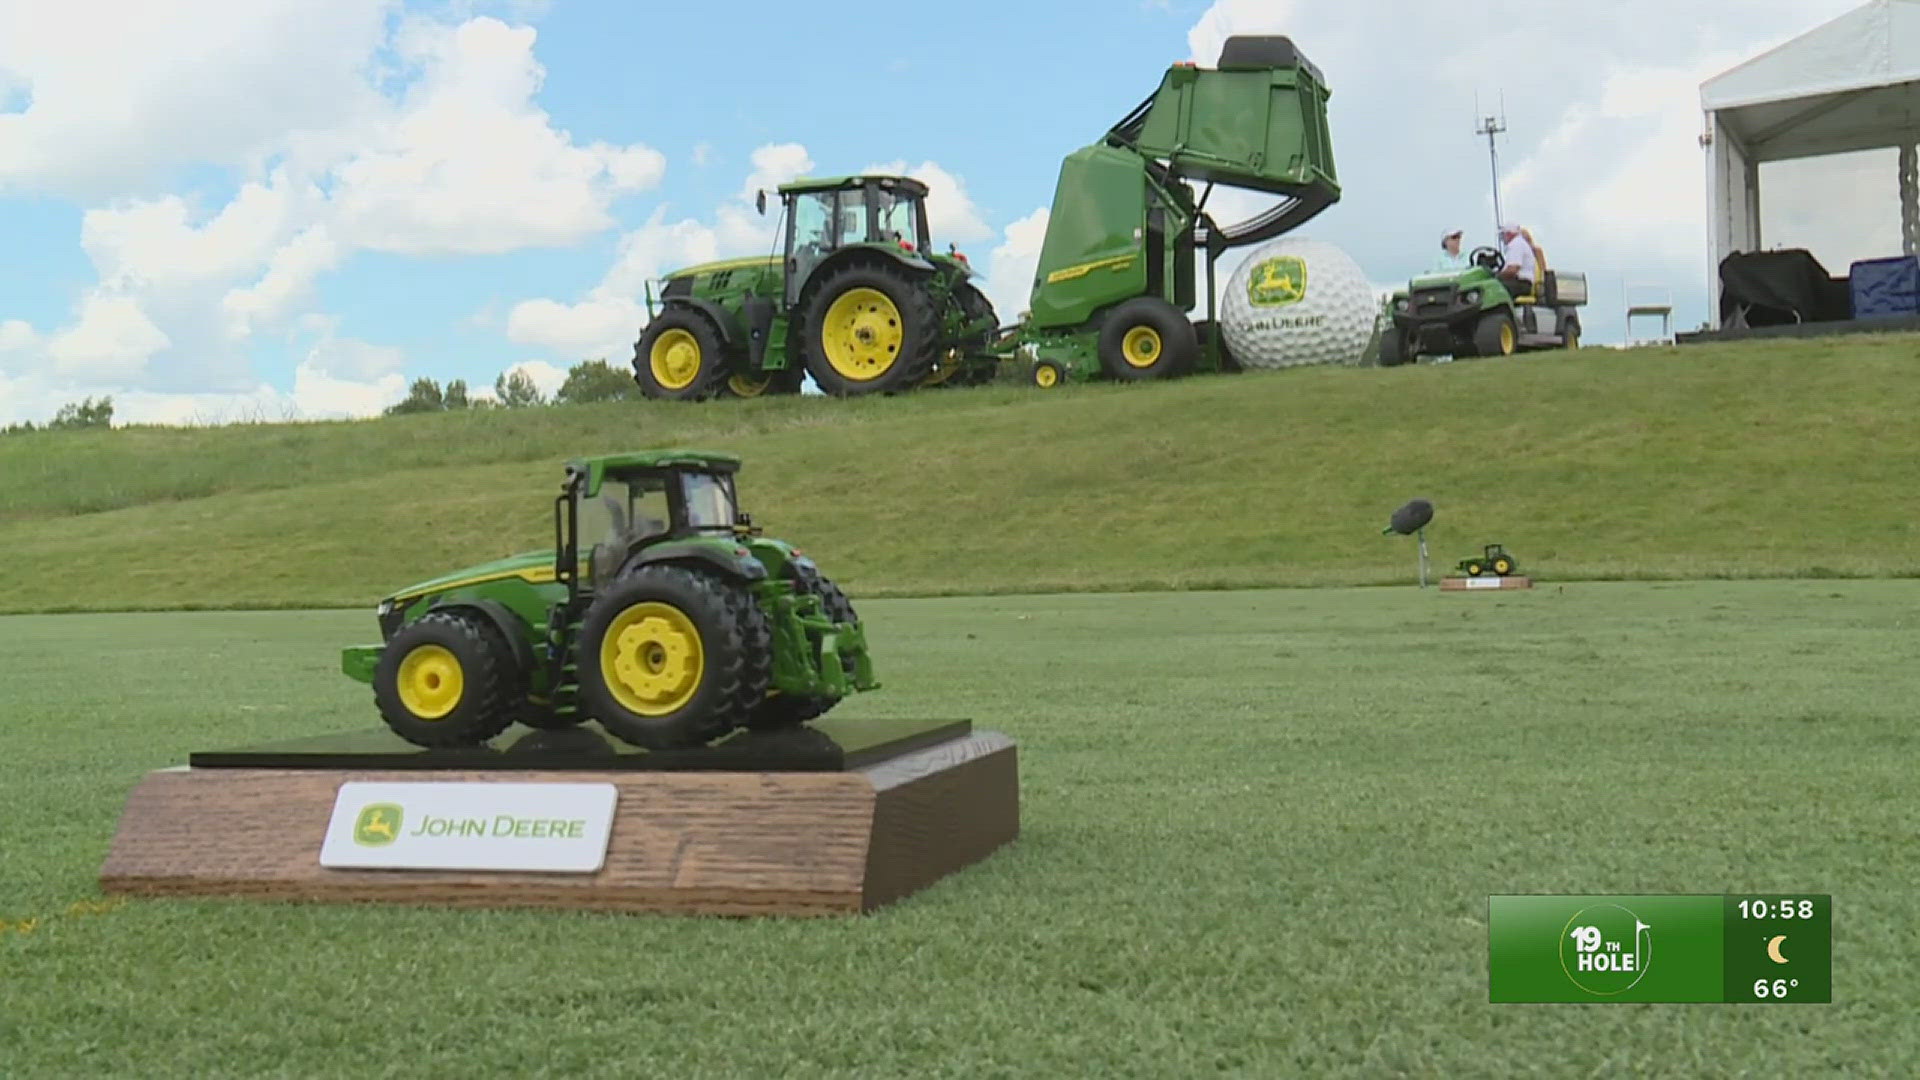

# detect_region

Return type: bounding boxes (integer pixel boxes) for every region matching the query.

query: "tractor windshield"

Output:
[681,472,738,530]
[577,476,671,586]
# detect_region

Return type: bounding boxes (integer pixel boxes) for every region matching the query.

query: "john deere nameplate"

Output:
[318,781,618,872]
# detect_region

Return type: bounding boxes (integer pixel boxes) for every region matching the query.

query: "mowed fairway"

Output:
[1,580,1913,1075]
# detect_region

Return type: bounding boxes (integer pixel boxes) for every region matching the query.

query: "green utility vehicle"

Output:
[631,175,999,400]
[1457,544,1518,578]
[340,450,878,751]
[997,36,1342,387]
[1378,242,1587,365]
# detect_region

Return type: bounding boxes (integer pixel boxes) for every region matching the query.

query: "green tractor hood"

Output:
[382,550,559,605]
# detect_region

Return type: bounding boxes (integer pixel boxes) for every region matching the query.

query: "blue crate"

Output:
[1849,255,1920,318]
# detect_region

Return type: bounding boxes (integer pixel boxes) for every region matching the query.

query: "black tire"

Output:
[1463,561,1485,578]
[1491,555,1516,576]
[1029,359,1067,389]
[372,610,519,748]
[1471,311,1516,358]
[1562,316,1582,350]
[1378,328,1409,367]
[1097,296,1197,381]
[798,260,942,396]
[575,565,771,750]
[633,308,728,401]
[747,563,861,730]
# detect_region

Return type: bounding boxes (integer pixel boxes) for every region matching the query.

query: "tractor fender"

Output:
[630,541,769,585]
[428,598,536,680]
[660,296,742,348]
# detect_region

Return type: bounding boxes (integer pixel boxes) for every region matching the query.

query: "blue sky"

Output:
[0,0,1895,424]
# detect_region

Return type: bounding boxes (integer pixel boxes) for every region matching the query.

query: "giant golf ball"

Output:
[1219,237,1376,368]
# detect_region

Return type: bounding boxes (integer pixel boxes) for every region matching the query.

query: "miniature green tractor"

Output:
[631,175,1000,401]
[340,450,878,751]
[1378,241,1586,366]
[1457,544,1518,578]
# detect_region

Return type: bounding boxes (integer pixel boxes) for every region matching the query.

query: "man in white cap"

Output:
[1431,228,1469,273]
[1496,222,1537,297]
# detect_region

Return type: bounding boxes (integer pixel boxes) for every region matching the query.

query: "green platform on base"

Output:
[188,716,971,774]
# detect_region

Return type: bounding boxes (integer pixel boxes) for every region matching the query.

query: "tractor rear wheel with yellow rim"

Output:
[798,260,942,396]
[371,610,518,747]
[575,564,772,750]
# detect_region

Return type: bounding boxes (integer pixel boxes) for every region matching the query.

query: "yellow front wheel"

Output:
[1030,360,1065,389]
[372,611,518,748]
[634,311,724,400]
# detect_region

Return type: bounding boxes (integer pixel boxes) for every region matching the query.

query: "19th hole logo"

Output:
[353,803,404,847]
[1559,904,1652,995]
[1246,255,1307,307]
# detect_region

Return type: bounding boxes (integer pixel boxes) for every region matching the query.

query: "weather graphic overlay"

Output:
[1488,895,1831,1003]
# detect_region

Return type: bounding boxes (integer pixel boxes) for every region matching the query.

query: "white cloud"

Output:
[860,159,994,244]
[0,319,36,353]
[692,142,713,167]
[0,0,396,200]
[327,17,665,257]
[981,208,1050,322]
[0,10,667,419]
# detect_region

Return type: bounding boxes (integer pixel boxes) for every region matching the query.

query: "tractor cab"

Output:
[770,175,935,307]
[560,450,748,591]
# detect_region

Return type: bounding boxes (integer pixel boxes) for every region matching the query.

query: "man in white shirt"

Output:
[1497,223,1537,298]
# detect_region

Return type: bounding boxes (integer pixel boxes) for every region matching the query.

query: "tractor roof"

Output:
[568,449,742,494]
[777,174,930,198]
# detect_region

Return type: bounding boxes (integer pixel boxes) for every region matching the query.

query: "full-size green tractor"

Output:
[631,175,999,400]
[1377,242,1587,365]
[340,450,878,751]
[996,36,1342,388]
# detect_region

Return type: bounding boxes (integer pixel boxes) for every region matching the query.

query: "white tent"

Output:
[1700,0,1920,325]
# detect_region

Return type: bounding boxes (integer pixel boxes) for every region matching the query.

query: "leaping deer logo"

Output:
[353,804,403,847]
[1247,256,1308,307]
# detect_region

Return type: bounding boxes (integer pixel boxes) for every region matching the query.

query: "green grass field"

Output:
[3,333,1918,614]
[2,581,1912,1076]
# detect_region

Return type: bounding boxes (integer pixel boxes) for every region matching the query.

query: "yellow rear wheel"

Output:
[600,601,706,717]
[819,287,905,381]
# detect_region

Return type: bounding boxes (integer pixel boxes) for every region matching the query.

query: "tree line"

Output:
[2,359,646,435]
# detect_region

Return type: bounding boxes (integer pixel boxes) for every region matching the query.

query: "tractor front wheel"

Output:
[575,565,771,750]
[634,309,728,400]
[747,564,861,730]
[1377,328,1410,367]
[1463,561,1485,577]
[372,611,519,747]
[799,261,942,396]
[1097,297,1197,381]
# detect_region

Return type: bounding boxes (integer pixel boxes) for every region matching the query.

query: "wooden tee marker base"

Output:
[1440,575,1533,592]
[99,718,1017,917]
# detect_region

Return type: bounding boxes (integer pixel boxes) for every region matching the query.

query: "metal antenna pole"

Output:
[1417,528,1430,588]
[1476,92,1508,236]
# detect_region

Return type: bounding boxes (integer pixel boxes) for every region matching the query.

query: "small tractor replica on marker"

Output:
[631,175,1000,400]
[1378,239,1587,366]
[340,450,878,751]
[1457,544,1519,578]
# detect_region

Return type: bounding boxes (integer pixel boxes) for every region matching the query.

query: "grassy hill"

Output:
[3,333,1917,613]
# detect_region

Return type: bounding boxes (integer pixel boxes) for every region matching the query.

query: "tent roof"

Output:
[1703,0,1920,110]
[1702,0,1920,163]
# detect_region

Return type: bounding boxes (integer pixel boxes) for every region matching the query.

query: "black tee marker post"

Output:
[1383,499,1435,587]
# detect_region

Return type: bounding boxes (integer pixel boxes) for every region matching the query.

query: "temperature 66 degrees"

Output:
[1754,978,1800,998]
[1739,900,1814,919]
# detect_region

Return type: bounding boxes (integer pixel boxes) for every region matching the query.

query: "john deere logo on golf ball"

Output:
[1246,255,1307,307]
[353,803,403,847]
[1559,904,1652,995]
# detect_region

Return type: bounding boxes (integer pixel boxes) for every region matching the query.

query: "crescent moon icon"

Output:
[1767,935,1789,964]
